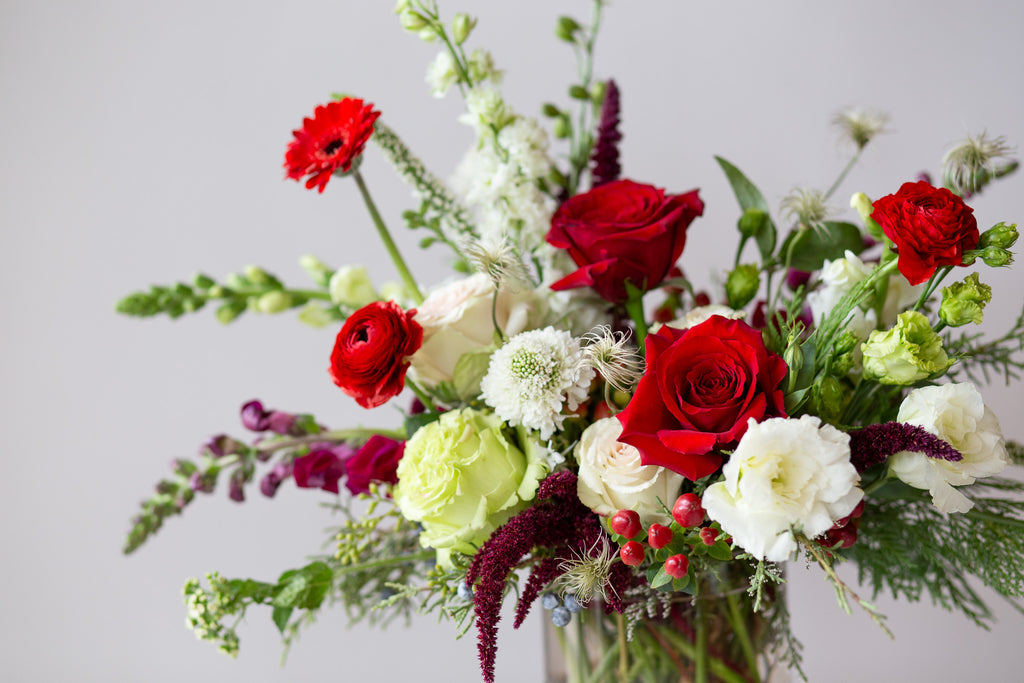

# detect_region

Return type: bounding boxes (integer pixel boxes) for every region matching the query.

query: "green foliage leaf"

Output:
[272,606,293,634]
[707,541,733,562]
[782,221,865,272]
[648,565,673,589]
[273,562,332,610]
[715,156,777,261]
[453,348,494,401]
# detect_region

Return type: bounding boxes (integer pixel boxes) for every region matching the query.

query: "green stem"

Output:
[334,549,435,577]
[254,428,407,454]
[724,591,761,683]
[224,287,332,301]
[352,170,424,305]
[913,266,952,313]
[824,148,862,201]
[616,612,629,682]
[624,293,648,350]
[404,377,437,413]
[694,599,709,683]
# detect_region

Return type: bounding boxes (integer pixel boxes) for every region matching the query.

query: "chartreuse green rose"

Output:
[393,408,547,567]
[861,311,951,385]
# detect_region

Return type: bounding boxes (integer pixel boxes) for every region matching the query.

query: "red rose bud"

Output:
[620,541,645,566]
[329,301,423,409]
[647,524,673,549]
[672,493,706,528]
[699,527,719,546]
[610,509,642,539]
[546,179,704,304]
[823,525,858,549]
[664,554,689,579]
[617,316,788,480]
[871,180,979,285]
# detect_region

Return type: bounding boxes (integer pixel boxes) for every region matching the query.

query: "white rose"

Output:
[575,418,684,527]
[662,305,746,331]
[889,382,1008,513]
[702,416,862,562]
[408,273,542,388]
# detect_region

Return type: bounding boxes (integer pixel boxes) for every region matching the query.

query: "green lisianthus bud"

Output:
[555,16,580,42]
[737,208,768,239]
[850,192,883,240]
[812,376,844,420]
[329,265,377,308]
[861,311,951,385]
[979,221,1019,250]
[939,273,991,327]
[725,264,760,309]
[299,255,333,288]
[393,409,547,567]
[979,246,1014,268]
[256,291,291,314]
[451,13,476,45]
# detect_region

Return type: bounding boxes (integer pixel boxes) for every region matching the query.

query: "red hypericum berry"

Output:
[653,305,675,323]
[699,527,719,546]
[620,541,645,566]
[592,401,615,421]
[672,493,705,528]
[610,509,642,539]
[693,292,711,307]
[647,524,673,549]
[664,554,689,579]
[823,525,858,549]
[850,499,865,519]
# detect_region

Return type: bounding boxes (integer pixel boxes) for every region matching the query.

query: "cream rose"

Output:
[889,382,1008,513]
[702,416,862,562]
[663,305,745,331]
[575,418,684,526]
[408,273,542,387]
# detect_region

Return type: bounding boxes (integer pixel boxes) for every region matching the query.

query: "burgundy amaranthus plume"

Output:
[590,79,622,186]
[849,421,962,471]
[466,472,628,683]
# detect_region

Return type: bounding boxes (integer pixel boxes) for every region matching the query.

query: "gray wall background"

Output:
[3,1,1023,681]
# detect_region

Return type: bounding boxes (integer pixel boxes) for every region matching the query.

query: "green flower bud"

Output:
[244,266,272,285]
[224,272,251,290]
[861,311,951,385]
[568,84,590,101]
[812,376,844,420]
[737,208,768,239]
[553,116,571,139]
[329,265,377,308]
[451,13,476,45]
[215,300,246,324]
[830,351,855,378]
[833,330,860,356]
[393,409,547,567]
[192,273,216,290]
[850,192,883,240]
[466,49,501,84]
[206,285,226,298]
[939,273,991,327]
[725,264,760,309]
[980,246,1014,267]
[555,16,580,42]
[978,221,1019,250]
[398,9,430,33]
[299,255,333,288]
[589,81,607,105]
[256,291,292,314]
[297,302,335,329]
[541,103,561,118]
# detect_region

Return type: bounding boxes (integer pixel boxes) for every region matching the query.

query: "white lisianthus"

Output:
[575,418,684,527]
[702,416,863,562]
[480,327,595,439]
[889,382,1008,513]
[663,305,746,331]
[408,274,543,388]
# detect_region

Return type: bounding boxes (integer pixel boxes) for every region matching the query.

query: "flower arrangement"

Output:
[119,2,1024,681]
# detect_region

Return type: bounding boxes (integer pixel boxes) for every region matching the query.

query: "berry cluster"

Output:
[540,591,585,628]
[608,493,732,591]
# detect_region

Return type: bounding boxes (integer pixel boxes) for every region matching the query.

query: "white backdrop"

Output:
[3,1,1024,681]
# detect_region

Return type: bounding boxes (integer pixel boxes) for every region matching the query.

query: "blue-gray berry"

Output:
[563,594,584,613]
[541,592,560,610]
[550,606,572,628]
[457,582,474,601]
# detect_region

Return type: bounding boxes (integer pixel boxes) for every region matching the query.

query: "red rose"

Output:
[329,301,423,409]
[871,180,979,285]
[616,316,788,480]
[344,435,405,496]
[546,179,703,303]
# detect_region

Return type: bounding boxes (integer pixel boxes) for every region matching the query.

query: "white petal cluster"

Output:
[575,418,683,527]
[481,327,595,439]
[702,416,863,562]
[425,51,459,98]
[889,382,1008,513]
[662,305,746,331]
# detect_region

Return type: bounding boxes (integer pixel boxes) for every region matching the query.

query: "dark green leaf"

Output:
[784,221,865,272]
[272,606,293,634]
[715,156,777,260]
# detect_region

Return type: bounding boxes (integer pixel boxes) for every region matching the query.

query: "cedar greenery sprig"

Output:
[946,298,1024,384]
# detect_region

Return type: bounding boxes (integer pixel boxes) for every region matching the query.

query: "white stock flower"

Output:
[888,382,1008,513]
[497,118,552,180]
[480,327,595,439]
[408,273,542,388]
[426,51,459,98]
[702,416,863,562]
[575,418,684,527]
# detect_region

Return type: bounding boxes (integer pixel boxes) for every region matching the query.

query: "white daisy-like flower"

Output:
[481,327,595,439]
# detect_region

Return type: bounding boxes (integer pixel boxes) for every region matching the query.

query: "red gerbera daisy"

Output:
[284,97,381,193]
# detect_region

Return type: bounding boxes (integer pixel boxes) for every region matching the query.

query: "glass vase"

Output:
[543,568,787,683]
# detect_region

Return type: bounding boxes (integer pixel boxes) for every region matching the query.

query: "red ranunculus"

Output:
[546,179,703,303]
[616,316,788,480]
[871,180,979,285]
[285,97,381,193]
[344,435,405,496]
[329,301,423,409]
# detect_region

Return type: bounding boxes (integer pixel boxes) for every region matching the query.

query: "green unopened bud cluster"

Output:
[183,573,241,658]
